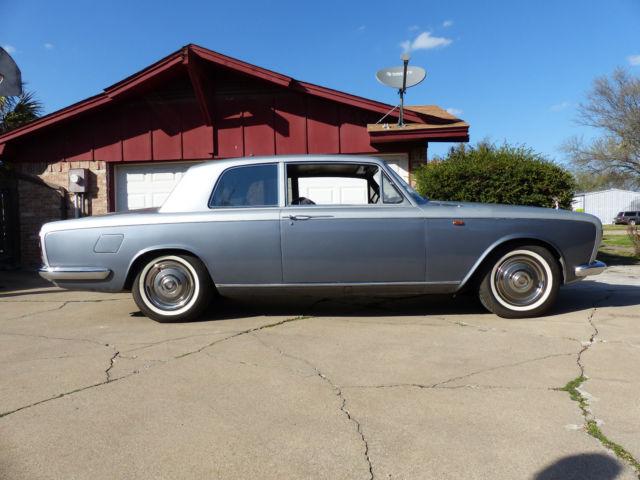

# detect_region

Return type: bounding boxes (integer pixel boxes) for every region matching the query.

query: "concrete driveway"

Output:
[1,267,639,480]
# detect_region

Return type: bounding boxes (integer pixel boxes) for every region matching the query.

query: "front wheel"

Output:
[478,246,560,318]
[132,254,213,322]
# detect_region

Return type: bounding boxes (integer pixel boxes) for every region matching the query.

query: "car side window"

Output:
[286,163,384,206]
[382,173,404,204]
[209,164,278,208]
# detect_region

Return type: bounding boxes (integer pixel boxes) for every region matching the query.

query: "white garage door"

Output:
[115,162,200,211]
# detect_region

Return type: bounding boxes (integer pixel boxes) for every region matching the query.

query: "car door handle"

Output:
[285,214,334,221]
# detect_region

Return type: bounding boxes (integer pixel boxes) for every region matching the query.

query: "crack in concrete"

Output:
[252,334,374,480]
[1,301,71,321]
[0,297,127,304]
[343,383,548,392]
[0,315,312,419]
[0,330,108,348]
[0,374,134,419]
[0,298,128,322]
[175,315,311,359]
[338,353,574,392]
[431,352,575,388]
[2,316,313,419]
[560,293,640,478]
[105,349,120,382]
[123,332,246,353]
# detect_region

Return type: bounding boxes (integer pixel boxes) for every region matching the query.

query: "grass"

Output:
[598,228,640,265]
[602,235,634,247]
[604,225,631,231]
[560,375,640,475]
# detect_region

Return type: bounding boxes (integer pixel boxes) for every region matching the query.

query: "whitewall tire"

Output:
[478,246,560,318]
[132,254,213,322]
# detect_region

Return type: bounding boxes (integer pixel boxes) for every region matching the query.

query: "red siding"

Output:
[215,96,244,158]
[65,121,94,162]
[274,94,307,155]
[122,103,152,161]
[8,66,406,166]
[339,106,378,154]
[151,103,182,161]
[93,111,122,161]
[307,97,340,154]
[243,95,275,157]
[180,99,213,159]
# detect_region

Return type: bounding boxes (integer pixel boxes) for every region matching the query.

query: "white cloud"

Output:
[628,54,640,66]
[446,107,463,116]
[44,42,54,50]
[408,25,420,31]
[442,20,453,27]
[401,31,452,53]
[550,101,571,112]
[2,44,16,54]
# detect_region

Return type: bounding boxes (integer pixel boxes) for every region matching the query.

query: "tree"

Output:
[0,86,43,134]
[572,169,637,192]
[414,142,576,209]
[565,69,640,186]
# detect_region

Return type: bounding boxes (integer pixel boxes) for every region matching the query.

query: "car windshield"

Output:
[386,166,428,205]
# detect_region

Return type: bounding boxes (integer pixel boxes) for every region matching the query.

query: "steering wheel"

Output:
[291,197,316,205]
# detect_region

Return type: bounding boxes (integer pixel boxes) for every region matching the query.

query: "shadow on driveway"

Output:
[2,270,639,322]
[533,453,623,480]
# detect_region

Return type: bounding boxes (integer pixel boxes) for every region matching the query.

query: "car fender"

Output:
[457,233,567,290]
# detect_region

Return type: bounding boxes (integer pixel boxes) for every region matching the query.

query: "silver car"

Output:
[39,155,605,321]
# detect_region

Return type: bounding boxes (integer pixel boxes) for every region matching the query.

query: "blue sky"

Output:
[2,0,639,162]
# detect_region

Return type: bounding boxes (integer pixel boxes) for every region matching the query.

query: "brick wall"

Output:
[13,160,108,267]
[409,144,428,185]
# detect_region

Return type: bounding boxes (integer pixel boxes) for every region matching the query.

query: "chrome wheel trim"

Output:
[490,250,554,312]
[138,255,200,316]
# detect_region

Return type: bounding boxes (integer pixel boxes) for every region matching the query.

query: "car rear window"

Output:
[209,164,278,208]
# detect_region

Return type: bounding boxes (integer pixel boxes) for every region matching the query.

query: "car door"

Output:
[279,161,426,284]
[203,162,283,286]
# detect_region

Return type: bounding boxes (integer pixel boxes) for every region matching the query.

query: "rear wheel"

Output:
[478,246,560,318]
[630,219,637,226]
[132,254,213,322]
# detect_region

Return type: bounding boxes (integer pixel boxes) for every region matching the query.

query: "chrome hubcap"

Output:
[494,255,547,307]
[144,260,195,311]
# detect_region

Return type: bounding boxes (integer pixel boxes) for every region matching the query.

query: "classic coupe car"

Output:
[39,155,605,322]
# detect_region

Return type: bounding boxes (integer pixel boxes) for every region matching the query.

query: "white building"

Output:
[572,189,640,224]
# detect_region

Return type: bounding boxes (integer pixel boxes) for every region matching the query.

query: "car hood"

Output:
[420,200,601,225]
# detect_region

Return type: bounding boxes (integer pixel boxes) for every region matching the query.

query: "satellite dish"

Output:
[376,65,426,90]
[0,47,22,96]
[375,55,426,127]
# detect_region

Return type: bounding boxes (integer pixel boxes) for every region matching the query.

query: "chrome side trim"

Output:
[574,261,607,278]
[39,267,111,281]
[217,281,459,288]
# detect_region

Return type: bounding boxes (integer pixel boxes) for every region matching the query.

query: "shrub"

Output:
[628,225,640,256]
[414,142,576,208]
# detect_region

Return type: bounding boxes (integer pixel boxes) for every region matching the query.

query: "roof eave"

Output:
[368,126,470,144]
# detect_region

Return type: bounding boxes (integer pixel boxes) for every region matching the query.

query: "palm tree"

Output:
[0,86,43,134]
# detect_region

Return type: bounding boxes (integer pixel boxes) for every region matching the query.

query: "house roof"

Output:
[0,44,469,148]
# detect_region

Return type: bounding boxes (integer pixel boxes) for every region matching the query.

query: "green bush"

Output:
[414,142,576,208]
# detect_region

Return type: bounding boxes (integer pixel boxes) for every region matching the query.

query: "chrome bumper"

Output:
[574,261,607,278]
[39,267,111,281]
